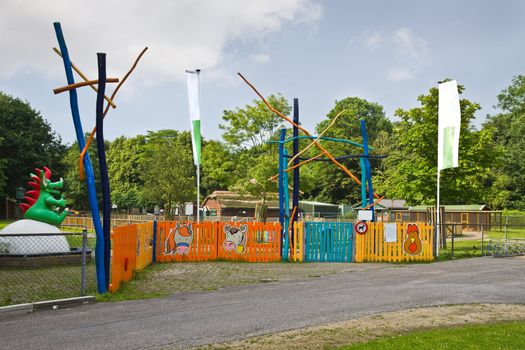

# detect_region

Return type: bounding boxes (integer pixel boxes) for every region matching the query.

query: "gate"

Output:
[303,222,353,262]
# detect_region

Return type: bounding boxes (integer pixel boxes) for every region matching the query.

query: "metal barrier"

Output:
[0,230,95,306]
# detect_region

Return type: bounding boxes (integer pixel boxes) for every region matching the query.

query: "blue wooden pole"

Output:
[282,149,290,261]
[53,22,106,293]
[96,53,111,289]
[360,119,375,221]
[278,128,286,257]
[292,99,300,244]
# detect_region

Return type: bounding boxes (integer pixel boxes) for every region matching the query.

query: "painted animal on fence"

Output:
[20,167,68,226]
[223,224,248,254]
[403,223,423,255]
[164,223,194,255]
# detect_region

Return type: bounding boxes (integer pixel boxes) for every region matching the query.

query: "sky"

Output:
[1,0,524,145]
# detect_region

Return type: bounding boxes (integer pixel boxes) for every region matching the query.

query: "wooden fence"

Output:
[109,222,154,292]
[156,221,281,263]
[354,222,434,262]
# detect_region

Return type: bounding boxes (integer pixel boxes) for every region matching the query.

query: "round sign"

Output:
[354,221,368,234]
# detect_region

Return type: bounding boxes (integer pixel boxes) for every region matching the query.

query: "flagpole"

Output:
[436,169,440,257]
[197,163,200,225]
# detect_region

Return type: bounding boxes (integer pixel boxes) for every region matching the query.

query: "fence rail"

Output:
[0,230,96,306]
[355,222,434,262]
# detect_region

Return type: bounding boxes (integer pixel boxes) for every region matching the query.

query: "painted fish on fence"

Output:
[403,223,423,255]
[164,223,194,255]
[223,224,247,254]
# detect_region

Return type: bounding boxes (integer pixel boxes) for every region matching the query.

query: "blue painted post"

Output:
[292,99,300,245]
[359,157,367,209]
[278,129,286,231]
[282,149,290,261]
[278,128,286,258]
[152,219,157,263]
[360,119,375,221]
[53,22,106,293]
[96,53,111,288]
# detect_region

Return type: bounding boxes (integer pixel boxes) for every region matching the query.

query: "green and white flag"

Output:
[186,70,201,165]
[438,80,461,170]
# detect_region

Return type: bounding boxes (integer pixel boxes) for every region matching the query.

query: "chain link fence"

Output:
[436,222,525,259]
[0,230,97,306]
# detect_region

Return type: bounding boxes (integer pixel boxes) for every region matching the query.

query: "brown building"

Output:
[201,191,281,221]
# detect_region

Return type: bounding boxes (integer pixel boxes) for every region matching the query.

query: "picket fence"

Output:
[354,222,434,262]
[108,220,434,293]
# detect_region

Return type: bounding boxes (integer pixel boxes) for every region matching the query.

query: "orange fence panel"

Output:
[156,221,219,262]
[109,224,137,292]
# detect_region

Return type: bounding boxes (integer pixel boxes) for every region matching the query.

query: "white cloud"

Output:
[249,53,271,64]
[392,28,429,60]
[387,67,415,81]
[0,0,321,84]
[355,28,430,82]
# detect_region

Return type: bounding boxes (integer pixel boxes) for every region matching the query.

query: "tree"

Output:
[219,94,290,150]
[376,83,497,205]
[107,135,148,211]
[484,75,525,209]
[62,138,102,211]
[217,94,290,220]
[304,97,393,205]
[141,130,195,218]
[200,140,238,195]
[0,92,66,197]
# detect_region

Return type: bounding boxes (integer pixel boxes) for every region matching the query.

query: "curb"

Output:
[0,296,95,318]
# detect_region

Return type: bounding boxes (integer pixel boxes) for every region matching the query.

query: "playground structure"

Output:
[51,22,147,293]
[41,23,436,295]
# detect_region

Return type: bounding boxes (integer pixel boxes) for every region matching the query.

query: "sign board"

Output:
[358,210,373,221]
[354,221,368,234]
[384,223,397,242]
[184,203,194,215]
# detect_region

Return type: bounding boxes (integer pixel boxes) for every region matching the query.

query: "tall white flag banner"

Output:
[438,80,461,170]
[186,70,201,166]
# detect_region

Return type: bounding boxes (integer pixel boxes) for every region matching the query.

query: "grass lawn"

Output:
[338,321,525,350]
[0,262,98,306]
[0,220,14,230]
[486,227,525,240]
[437,239,489,261]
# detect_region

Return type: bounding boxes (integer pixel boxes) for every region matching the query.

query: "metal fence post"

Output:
[451,223,455,259]
[481,224,484,256]
[81,229,87,296]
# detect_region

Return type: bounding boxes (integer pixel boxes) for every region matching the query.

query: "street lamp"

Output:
[15,186,26,219]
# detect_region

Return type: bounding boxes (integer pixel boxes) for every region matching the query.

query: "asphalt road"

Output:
[1,257,524,349]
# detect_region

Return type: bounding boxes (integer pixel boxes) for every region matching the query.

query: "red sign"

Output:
[355,221,368,234]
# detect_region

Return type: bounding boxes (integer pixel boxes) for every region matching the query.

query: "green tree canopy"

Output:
[140,130,195,218]
[0,92,66,197]
[304,97,393,205]
[107,135,148,210]
[376,83,497,205]
[484,75,525,209]
[219,94,290,150]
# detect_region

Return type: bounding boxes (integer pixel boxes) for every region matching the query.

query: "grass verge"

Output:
[339,320,525,350]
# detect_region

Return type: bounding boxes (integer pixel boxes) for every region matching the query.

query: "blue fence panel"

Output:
[304,222,353,262]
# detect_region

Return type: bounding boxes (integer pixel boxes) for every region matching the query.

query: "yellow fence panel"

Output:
[355,222,434,262]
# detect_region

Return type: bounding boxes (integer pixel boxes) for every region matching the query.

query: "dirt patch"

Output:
[119,262,387,298]
[199,303,525,349]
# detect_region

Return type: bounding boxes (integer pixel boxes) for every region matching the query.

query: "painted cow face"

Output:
[164,223,193,255]
[223,224,248,254]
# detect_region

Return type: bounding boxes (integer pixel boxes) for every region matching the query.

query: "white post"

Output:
[196,163,200,224]
[436,169,441,256]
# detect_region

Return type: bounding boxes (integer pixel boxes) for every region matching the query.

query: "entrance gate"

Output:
[303,222,353,262]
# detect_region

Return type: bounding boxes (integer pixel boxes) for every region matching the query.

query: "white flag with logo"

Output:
[186,70,201,165]
[438,80,461,170]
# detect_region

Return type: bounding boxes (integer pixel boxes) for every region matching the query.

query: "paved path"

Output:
[1,257,524,349]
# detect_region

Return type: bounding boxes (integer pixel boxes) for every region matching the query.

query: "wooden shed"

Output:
[390,205,501,231]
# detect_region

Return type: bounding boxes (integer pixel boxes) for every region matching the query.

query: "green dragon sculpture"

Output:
[19,167,68,226]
